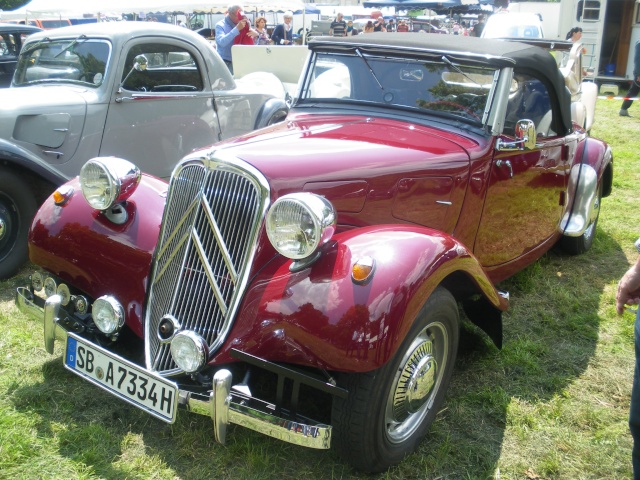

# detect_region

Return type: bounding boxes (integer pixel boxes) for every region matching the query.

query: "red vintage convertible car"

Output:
[17,34,613,473]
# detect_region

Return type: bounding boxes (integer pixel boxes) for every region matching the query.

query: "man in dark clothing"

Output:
[373,17,386,32]
[329,13,347,37]
[472,15,486,37]
[621,41,640,117]
[616,245,640,479]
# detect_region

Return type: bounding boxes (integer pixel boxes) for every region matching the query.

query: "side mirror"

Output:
[118,54,149,92]
[133,54,148,72]
[497,119,537,151]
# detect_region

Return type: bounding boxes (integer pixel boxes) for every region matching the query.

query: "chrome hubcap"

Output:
[392,341,437,421]
[385,322,448,444]
[0,217,5,241]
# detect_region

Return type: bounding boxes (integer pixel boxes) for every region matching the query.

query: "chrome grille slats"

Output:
[148,164,207,367]
[144,156,270,376]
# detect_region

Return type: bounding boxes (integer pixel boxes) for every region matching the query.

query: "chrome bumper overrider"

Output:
[16,287,331,449]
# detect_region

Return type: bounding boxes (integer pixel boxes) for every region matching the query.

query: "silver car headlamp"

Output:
[170,331,209,373]
[80,157,141,210]
[92,295,125,335]
[266,193,336,260]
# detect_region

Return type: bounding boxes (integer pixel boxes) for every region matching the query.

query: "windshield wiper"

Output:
[441,55,480,87]
[355,48,384,91]
[21,36,51,56]
[55,34,87,58]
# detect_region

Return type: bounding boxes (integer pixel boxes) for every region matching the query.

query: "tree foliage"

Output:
[0,0,29,12]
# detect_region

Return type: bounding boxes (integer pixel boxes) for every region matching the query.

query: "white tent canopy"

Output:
[1,0,306,20]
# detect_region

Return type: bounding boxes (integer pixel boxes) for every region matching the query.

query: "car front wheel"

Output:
[331,287,459,473]
[0,170,37,279]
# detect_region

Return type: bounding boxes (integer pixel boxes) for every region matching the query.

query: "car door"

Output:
[101,38,221,180]
[474,72,568,267]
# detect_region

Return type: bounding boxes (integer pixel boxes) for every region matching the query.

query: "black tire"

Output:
[267,109,288,126]
[560,181,602,255]
[0,170,38,279]
[331,287,459,473]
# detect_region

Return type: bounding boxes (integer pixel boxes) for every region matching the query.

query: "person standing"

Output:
[329,13,347,37]
[215,5,253,74]
[621,41,640,117]
[346,20,356,36]
[373,16,386,32]
[616,244,640,479]
[272,11,294,45]
[254,16,271,45]
[566,26,583,42]
[396,20,409,32]
[472,15,486,37]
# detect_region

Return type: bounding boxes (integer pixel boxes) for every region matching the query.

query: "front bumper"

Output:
[16,286,332,449]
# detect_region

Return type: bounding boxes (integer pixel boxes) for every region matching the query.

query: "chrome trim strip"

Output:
[17,287,332,450]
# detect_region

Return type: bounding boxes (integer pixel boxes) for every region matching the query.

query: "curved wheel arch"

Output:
[331,286,460,473]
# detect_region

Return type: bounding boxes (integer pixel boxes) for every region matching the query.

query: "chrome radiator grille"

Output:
[144,157,269,375]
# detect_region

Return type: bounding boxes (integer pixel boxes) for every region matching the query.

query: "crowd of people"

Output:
[211,5,494,75]
[325,13,487,36]
[214,3,490,68]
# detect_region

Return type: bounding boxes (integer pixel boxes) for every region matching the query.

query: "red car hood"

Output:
[208,113,478,193]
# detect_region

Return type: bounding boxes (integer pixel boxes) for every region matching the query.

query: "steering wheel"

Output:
[420,100,480,121]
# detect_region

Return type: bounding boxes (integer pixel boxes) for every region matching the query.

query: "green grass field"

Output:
[1,96,638,479]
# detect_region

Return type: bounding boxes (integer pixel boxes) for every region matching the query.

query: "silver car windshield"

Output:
[302,52,498,125]
[13,38,111,87]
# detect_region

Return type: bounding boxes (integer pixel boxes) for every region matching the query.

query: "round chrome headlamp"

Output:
[170,331,209,373]
[92,295,125,335]
[80,157,141,211]
[266,193,336,260]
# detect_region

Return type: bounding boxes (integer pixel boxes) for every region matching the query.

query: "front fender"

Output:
[0,137,69,185]
[254,97,289,129]
[214,225,506,373]
[28,174,167,337]
[561,138,612,236]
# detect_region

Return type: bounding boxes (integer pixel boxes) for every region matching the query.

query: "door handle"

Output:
[496,159,513,178]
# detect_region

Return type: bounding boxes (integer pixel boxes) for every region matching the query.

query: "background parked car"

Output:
[21,18,73,30]
[0,23,41,87]
[0,21,289,279]
[481,12,545,39]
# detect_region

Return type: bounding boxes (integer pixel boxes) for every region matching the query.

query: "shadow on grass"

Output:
[8,354,353,479]
[404,226,629,478]
[4,229,629,479]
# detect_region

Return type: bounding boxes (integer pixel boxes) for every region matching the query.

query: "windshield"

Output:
[301,52,498,125]
[13,38,110,87]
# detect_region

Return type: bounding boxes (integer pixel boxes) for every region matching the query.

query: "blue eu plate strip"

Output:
[66,337,77,368]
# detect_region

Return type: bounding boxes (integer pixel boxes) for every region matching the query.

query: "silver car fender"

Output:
[560,162,598,237]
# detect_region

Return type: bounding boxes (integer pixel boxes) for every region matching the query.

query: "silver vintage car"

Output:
[0,21,290,279]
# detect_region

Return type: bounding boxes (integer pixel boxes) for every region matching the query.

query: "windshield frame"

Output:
[298,49,501,129]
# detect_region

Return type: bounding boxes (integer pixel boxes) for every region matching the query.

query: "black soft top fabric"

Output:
[309,33,573,135]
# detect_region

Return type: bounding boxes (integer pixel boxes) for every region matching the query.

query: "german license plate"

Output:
[64,333,178,423]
